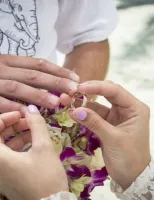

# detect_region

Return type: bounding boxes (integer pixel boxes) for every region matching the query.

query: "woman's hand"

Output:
[69,81,151,189]
[0,106,68,200]
[0,55,79,113]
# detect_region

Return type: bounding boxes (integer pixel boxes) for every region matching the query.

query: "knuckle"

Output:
[27,70,40,81]
[39,92,49,104]
[88,116,102,132]
[5,80,18,93]
[52,77,61,87]
[57,66,65,75]
[35,58,47,71]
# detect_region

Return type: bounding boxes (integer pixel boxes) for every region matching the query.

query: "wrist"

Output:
[116,155,151,189]
[111,157,154,199]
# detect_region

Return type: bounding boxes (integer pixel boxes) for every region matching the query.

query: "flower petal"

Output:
[60,147,76,162]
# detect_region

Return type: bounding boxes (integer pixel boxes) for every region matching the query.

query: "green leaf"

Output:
[52,108,76,127]
[70,176,92,197]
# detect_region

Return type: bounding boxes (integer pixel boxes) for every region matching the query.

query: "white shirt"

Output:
[0,0,118,64]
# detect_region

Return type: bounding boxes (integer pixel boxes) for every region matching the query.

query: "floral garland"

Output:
[1,93,108,200]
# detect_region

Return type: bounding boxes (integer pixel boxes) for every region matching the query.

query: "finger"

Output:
[0,126,15,142]
[25,105,53,151]
[6,131,31,151]
[13,119,28,132]
[0,96,24,113]
[1,119,28,143]
[70,107,115,142]
[0,80,60,109]
[0,112,21,132]
[0,65,78,94]
[60,93,110,118]
[78,81,138,108]
[1,118,28,138]
[0,55,80,82]
[0,115,27,142]
[86,102,110,119]
[60,93,72,106]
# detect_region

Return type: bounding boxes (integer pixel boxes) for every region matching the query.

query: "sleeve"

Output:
[111,158,154,200]
[41,192,77,200]
[55,0,118,54]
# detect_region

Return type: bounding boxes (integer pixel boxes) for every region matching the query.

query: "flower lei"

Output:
[1,93,108,200]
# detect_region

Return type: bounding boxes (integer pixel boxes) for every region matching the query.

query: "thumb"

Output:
[25,105,52,150]
[70,107,115,142]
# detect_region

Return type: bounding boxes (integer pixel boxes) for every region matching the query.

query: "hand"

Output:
[0,106,68,200]
[0,55,79,113]
[69,81,151,189]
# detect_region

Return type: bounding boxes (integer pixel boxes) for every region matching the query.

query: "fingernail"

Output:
[70,73,80,82]
[28,105,40,113]
[69,82,78,90]
[74,110,87,121]
[48,94,60,108]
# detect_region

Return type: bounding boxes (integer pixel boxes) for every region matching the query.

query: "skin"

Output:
[63,41,109,101]
[69,81,151,189]
[0,107,68,200]
[0,40,108,111]
[64,41,109,83]
[0,55,79,113]
[0,81,151,200]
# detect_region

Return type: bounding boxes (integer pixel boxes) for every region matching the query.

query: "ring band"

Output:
[71,93,87,109]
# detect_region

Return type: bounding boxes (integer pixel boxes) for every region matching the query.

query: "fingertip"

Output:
[60,93,71,106]
[28,105,40,114]
[71,107,88,121]
[70,73,80,82]
[12,111,21,119]
[48,94,60,109]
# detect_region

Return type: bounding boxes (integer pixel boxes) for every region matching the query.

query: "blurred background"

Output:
[57,0,154,199]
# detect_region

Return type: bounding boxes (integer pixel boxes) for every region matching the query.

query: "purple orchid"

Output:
[81,167,108,199]
[73,126,101,156]
[4,94,107,200]
[67,165,91,179]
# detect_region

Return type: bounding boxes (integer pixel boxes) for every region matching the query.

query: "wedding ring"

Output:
[71,93,87,109]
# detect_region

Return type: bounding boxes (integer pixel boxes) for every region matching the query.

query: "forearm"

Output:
[63,40,110,83]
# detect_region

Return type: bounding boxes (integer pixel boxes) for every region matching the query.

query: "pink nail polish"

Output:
[74,110,87,121]
[28,105,39,113]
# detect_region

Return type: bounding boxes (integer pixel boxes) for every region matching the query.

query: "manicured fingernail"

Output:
[28,105,39,113]
[48,95,60,108]
[70,73,80,82]
[69,82,78,90]
[74,110,87,121]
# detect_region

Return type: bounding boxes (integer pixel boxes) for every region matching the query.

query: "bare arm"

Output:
[63,40,109,83]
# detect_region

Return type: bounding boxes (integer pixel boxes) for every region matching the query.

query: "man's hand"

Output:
[0,55,79,113]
